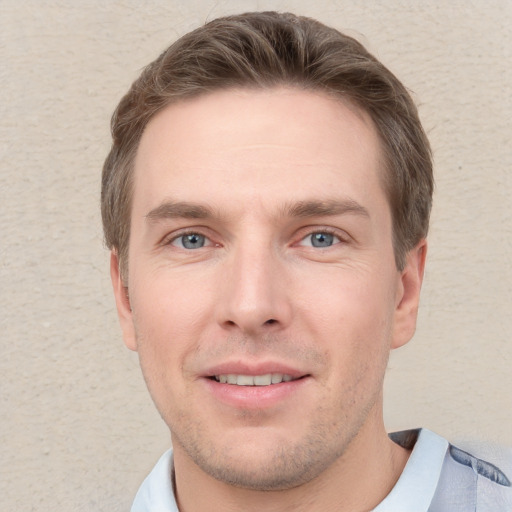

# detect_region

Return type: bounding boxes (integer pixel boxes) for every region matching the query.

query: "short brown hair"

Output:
[102,11,433,277]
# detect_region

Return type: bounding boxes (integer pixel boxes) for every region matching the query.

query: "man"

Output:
[102,11,511,511]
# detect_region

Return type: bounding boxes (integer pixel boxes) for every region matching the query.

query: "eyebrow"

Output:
[146,201,215,222]
[145,197,370,223]
[282,199,370,219]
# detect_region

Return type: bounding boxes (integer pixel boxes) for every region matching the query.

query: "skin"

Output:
[111,88,426,512]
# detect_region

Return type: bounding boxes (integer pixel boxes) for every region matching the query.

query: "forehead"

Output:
[132,87,387,217]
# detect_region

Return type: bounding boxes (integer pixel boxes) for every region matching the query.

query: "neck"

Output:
[172,410,411,512]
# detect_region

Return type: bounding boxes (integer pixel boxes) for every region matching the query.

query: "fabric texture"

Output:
[131,429,511,512]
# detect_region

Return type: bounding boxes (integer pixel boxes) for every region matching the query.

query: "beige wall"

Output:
[1,1,510,510]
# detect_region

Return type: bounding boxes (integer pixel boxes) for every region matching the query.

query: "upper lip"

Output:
[202,360,308,379]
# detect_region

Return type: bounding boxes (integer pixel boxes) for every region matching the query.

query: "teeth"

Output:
[214,373,295,386]
[237,375,255,386]
[253,374,272,386]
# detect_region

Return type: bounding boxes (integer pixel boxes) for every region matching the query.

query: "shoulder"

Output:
[384,429,511,512]
[433,438,512,511]
[390,429,511,487]
[448,443,511,486]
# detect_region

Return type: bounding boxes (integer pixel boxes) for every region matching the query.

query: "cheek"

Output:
[298,266,395,331]
[131,266,212,335]
[128,274,205,382]
[295,267,396,380]
[131,295,195,423]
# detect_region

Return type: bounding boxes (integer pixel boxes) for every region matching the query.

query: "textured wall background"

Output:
[1,1,510,510]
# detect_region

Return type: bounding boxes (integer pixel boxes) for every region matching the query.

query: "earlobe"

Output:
[391,240,427,349]
[110,251,138,351]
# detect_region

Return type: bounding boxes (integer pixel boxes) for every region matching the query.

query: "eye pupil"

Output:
[311,232,334,247]
[182,233,205,249]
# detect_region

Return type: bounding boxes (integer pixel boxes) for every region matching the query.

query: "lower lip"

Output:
[203,377,308,410]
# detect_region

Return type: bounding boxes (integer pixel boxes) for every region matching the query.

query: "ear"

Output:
[391,240,427,349]
[110,251,138,351]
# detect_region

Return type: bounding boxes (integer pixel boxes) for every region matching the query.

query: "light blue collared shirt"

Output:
[131,429,511,512]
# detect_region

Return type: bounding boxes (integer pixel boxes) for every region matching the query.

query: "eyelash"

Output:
[161,227,346,250]
[161,229,213,247]
[296,227,344,247]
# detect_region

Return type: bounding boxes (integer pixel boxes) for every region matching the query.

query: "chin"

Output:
[175,426,349,491]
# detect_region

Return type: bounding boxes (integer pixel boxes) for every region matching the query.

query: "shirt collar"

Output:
[372,428,448,512]
[131,428,448,512]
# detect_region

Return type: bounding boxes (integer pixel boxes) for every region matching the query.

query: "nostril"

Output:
[265,319,277,325]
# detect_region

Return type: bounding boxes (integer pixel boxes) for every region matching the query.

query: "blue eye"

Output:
[311,232,335,247]
[299,232,340,248]
[173,233,207,249]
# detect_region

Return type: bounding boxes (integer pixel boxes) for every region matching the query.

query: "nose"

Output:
[216,242,293,335]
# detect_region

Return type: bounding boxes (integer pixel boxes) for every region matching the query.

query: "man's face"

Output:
[112,88,424,490]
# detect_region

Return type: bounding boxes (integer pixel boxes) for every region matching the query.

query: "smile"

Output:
[213,373,297,386]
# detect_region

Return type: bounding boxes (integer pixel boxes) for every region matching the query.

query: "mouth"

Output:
[211,373,303,386]
[204,368,310,408]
